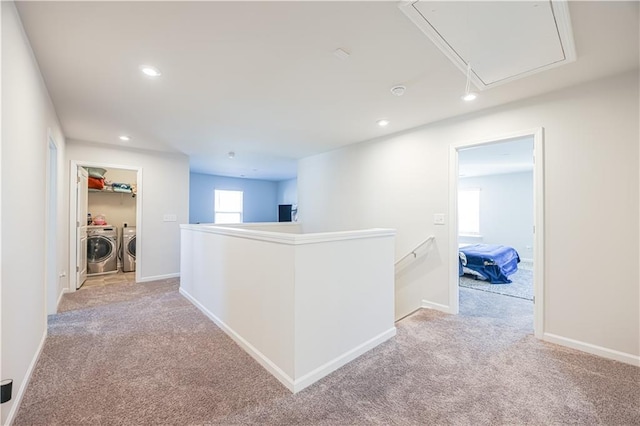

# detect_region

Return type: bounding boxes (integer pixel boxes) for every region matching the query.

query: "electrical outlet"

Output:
[433,214,446,225]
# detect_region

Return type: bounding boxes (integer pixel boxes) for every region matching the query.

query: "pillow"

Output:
[85,167,107,179]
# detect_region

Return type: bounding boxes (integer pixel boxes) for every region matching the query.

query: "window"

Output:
[214,190,243,224]
[458,188,480,235]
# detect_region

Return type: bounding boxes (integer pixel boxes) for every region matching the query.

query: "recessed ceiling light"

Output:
[228,151,235,159]
[139,65,161,77]
[462,92,477,102]
[119,135,131,141]
[377,119,390,127]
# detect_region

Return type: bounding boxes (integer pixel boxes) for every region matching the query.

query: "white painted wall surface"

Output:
[66,141,189,282]
[459,171,534,259]
[179,224,396,392]
[180,229,297,379]
[1,3,67,423]
[277,178,298,205]
[294,237,395,378]
[298,72,640,360]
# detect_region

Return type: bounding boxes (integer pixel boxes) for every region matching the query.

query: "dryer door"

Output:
[127,236,136,258]
[88,236,114,262]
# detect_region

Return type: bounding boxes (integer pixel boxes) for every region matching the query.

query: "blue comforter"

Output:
[459,244,520,284]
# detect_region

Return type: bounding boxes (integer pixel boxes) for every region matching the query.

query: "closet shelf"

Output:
[89,188,136,197]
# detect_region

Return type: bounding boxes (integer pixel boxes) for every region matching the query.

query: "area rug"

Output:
[459,265,533,300]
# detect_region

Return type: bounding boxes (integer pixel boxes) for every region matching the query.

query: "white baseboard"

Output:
[543,333,640,367]
[179,287,296,392]
[421,299,454,314]
[4,330,47,425]
[56,288,69,310]
[137,272,180,283]
[293,327,396,393]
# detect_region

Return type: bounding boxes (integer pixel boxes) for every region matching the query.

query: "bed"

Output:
[458,244,520,284]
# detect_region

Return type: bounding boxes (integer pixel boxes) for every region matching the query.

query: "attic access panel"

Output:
[400,1,576,89]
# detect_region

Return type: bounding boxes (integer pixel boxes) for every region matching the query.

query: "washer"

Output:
[87,226,118,275]
[122,226,136,272]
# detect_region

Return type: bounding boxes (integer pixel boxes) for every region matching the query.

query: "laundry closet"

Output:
[82,166,138,283]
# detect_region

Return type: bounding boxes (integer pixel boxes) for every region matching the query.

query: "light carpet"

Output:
[13,278,639,425]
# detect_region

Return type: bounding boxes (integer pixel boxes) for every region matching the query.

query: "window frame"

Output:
[458,187,481,236]
[214,189,244,224]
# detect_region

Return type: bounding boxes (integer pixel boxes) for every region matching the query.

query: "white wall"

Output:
[67,141,189,282]
[299,72,640,360]
[277,178,298,206]
[179,224,395,392]
[1,2,68,423]
[459,171,534,260]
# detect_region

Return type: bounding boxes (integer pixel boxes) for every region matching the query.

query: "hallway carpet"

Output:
[13,279,640,425]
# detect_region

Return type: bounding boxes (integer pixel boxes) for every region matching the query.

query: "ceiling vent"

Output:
[399,1,576,90]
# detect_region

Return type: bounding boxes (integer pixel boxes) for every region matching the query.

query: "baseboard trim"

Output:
[543,333,640,367]
[179,287,296,392]
[4,330,47,425]
[56,287,69,310]
[137,273,180,283]
[293,327,396,393]
[421,299,454,314]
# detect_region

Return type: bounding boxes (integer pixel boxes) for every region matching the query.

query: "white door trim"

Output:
[45,129,59,314]
[68,161,143,292]
[448,127,545,338]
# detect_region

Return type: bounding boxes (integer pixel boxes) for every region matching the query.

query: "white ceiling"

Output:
[458,136,534,178]
[14,1,640,181]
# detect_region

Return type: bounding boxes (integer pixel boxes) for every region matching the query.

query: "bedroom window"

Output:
[458,188,480,235]
[214,189,243,224]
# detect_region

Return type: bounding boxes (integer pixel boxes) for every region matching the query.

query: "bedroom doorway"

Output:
[449,129,544,338]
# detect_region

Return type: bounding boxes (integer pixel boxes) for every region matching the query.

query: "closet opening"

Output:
[70,162,141,291]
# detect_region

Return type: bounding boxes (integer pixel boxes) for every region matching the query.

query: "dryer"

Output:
[87,226,117,275]
[122,226,136,272]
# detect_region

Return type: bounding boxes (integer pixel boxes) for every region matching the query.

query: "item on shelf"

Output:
[88,176,105,190]
[112,182,132,193]
[93,214,107,226]
[87,213,92,225]
[85,167,107,179]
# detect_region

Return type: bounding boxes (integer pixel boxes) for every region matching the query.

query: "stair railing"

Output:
[395,235,435,266]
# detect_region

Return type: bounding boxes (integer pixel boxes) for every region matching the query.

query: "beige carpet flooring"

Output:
[13,278,640,425]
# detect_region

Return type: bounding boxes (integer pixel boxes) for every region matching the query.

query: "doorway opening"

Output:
[449,129,544,338]
[69,162,142,292]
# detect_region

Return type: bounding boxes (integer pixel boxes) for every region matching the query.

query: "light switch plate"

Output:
[433,213,445,225]
[163,214,177,222]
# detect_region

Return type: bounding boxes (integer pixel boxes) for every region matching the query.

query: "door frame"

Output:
[68,160,143,292]
[45,130,59,313]
[448,127,545,338]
